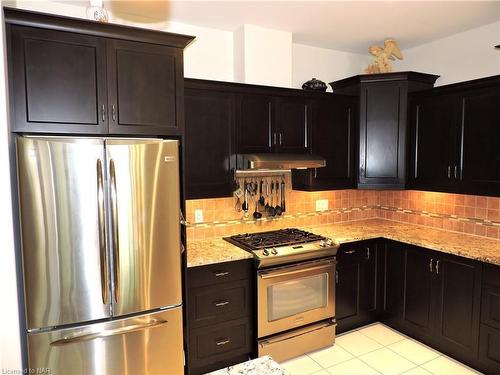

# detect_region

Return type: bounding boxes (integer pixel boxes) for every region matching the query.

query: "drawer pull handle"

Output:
[216,338,230,346]
[215,300,229,307]
[214,271,229,277]
[344,250,356,254]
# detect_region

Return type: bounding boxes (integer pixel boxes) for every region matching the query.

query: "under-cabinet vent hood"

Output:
[237,153,326,170]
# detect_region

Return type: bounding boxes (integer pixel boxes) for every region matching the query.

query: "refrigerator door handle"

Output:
[110,158,120,303]
[97,159,109,305]
[49,319,168,347]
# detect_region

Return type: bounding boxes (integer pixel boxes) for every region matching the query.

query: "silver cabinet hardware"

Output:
[344,249,356,254]
[429,258,434,273]
[214,271,229,277]
[279,133,283,145]
[216,338,230,346]
[101,104,106,122]
[335,270,339,284]
[314,168,318,179]
[454,165,458,179]
[214,300,229,307]
[112,104,116,121]
[436,260,440,274]
[447,166,451,179]
[273,133,277,145]
[365,247,370,260]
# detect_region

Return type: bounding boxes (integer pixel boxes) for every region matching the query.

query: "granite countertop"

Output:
[187,219,500,268]
[206,355,289,375]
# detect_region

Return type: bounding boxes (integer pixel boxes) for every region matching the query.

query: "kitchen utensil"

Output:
[268,181,276,217]
[253,194,262,219]
[242,180,249,212]
[275,180,283,216]
[234,181,243,212]
[281,179,286,212]
[259,179,265,207]
[265,180,270,213]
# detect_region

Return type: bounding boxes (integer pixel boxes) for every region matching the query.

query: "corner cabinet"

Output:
[331,72,439,190]
[6,8,193,136]
[409,75,500,197]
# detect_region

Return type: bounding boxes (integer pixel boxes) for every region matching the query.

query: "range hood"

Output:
[237,153,326,170]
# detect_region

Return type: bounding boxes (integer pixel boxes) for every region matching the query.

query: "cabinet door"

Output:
[184,89,235,199]
[460,86,500,196]
[274,97,309,153]
[410,94,459,191]
[381,241,405,328]
[237,94,273,153]
[335,260,360,331]
[9,26,107,133]
[434,255,481,363]
[359,82,407,189]
[403,247,435,339]
[479,324,500,374]
[107,39,183,135]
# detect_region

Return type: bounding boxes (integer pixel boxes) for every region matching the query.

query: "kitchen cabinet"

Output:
[401,246,482,366]
[409,75,500,196]
[336,240,378,333]
[184,84,236,199]
[331,72,438,189]
[292,95,357,191]
[6,8,192,136]
[186,259,254,375]
[236,93,309,154]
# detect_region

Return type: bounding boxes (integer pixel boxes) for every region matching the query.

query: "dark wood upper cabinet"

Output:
[409,93,459,191]
[331,72,439,190]
[107,39,184,135]
[409,75,500,197]
[237,94,273,153]
[184,86,235,199]
[274,97,309,153]
[9,25,107,134]
[292,95,356,191]
[460,85,500,196]
[6,8,193,136]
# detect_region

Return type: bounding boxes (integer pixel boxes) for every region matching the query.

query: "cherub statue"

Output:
[365,39,403,74]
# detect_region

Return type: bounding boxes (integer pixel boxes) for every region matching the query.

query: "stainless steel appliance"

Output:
[224,229,339,362]
[16,136,184,374]
[237,153,326,170]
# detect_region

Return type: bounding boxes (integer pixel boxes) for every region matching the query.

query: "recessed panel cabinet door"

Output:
[237,94,273,153]
[460,87,500,196]
[185,89,235,199]
[107,39,183,135]
[10,26,107,133]
[274,97,309,153]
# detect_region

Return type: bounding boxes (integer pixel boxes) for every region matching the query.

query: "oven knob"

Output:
[325,238,334,246]
[271,248,278,255]
[319,240,326,247]
[262,249,270,256]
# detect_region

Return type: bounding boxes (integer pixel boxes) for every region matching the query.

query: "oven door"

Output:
[257,257,335,338]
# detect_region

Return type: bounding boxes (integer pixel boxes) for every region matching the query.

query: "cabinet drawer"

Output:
[482,285,500,330]
[188,259,252,288]
[479,324,500,374]
[188,280,252,329]
[188,318,252,369]
[337,242,371,263]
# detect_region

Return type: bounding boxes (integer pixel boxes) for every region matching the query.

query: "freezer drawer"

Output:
[28,307,184,375]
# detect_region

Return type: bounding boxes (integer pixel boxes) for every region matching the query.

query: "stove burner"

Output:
[225,228,326,251]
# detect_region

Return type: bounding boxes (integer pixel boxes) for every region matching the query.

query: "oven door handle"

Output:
[259,263,333,280]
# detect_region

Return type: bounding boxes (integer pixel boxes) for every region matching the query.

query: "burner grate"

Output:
[225,228,325,251]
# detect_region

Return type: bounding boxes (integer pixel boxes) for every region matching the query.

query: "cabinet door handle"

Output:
[273,132,277,145]
[335,270,339,284]
[216,338,230,346]
[101,104,106,122]
[454,165,458,179]
[112,104,116,121]
[214,271,229,277]
[436,260,440,274]
[344,249,356,254]
[365,247,370,260]
[429,258,434,273]
[447,165,451,179]
[314,168,318,179]
[214,300,229,307]
[279,133,283,145]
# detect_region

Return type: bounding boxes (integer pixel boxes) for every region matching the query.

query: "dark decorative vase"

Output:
[302,78,327,92]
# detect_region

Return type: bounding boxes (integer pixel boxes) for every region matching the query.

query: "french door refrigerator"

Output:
[16,136,184,374]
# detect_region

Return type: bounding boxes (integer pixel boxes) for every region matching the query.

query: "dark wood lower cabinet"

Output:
[479,324,500,374]
[380,241,405,328]
[336,240,378,333]
[186,260,253,375]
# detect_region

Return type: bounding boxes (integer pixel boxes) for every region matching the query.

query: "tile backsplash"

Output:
[186,189,500,240]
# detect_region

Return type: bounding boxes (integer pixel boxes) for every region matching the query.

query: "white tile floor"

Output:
[280,323,483,375]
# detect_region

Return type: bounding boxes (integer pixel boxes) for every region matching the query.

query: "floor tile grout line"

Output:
[383,343,441,367]
[356,328,407,347]
[355,346,419,375]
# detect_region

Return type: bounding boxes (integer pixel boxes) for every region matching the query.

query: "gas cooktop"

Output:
[224,228,339,268]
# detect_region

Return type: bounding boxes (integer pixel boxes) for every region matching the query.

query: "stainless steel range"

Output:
[224,228,340,362]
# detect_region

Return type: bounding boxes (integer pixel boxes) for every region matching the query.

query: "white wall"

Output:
[292,43,369,91]
[0,5,23,373]
[399,21,500,86]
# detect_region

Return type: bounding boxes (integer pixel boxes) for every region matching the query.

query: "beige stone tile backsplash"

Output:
[186,189,500,240]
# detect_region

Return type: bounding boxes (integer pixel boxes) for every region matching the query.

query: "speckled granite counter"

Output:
[187,237,253,267]
[206,355,288,375]
[187,219,500,267]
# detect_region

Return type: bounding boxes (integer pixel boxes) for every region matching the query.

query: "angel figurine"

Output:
[365,39,403,74]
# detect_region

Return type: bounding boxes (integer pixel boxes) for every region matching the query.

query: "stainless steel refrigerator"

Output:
[16,136,184,374]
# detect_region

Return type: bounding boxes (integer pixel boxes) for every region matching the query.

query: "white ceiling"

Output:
[74,1,500,53]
